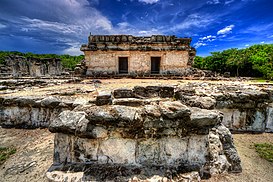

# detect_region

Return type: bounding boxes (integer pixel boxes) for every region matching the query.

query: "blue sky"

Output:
[0,0,272,56]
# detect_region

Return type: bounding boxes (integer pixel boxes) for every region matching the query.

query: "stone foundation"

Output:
[0,96,75,128]
[1,83,273,133]
[45,85,244,181]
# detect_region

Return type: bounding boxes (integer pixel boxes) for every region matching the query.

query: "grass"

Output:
[0,146,16,165]
[251,78,273,83]
[254,143,273,162]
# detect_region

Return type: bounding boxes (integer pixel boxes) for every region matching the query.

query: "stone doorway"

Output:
[119,57,128,74]
[151,57,161,74]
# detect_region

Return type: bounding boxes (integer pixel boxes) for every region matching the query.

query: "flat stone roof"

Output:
[81,35,194,51]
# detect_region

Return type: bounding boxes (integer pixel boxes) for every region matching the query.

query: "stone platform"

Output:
[46,86,242,181]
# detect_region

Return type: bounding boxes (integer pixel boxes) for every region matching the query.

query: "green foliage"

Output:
[254,143,273,162]
[0,51,84,70]
[194,44,273,79]
[60,55,84,70]
[193,56,204,69]
[0,146,16,165]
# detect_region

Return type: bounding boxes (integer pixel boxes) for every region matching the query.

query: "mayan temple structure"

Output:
[80,35,196,76]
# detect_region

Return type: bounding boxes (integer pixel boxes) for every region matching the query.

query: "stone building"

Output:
[80,35,196,76]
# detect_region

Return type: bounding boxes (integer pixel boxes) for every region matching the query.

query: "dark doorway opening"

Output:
[119,57,128,74]
[151,57,161,74]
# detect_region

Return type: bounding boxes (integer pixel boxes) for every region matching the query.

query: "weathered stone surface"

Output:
[2,83,273,133]
[113,88,135,98]
[40,96,61,108]
[0,96,75,128]
[49,111,88,134]
[47,86,242,181]
[190,107,222,128]
[0,55,63,77]
[159,101,191,119]
[176,95,216,109]
[266,104,273,132]
[112,98,144,107]
[96,91,112,106]
[133,86,174,98]
[215,124,242,173]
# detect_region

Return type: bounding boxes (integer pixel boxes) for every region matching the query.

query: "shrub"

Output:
[0,146,16,165]
[254,143,273,162]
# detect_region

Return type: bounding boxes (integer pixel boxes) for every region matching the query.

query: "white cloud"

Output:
[225,0,235,5]
[260,41,265,44]
[63,45,83,55]
[207,0,220,5]
[244,23,273,33]
[117,22,130,29]
[200,35,216,41]
[18,1,114,37]
[194,35,216,49]
[217,24,235,35]
[194,42,207,48]
[0,23,6,29]
[137,28,161,36]
[170,14,215,32]
[21,17,80,34]
[138,0,160,4]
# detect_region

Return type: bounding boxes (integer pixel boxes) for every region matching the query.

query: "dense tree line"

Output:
[193,44,273,79]
[0,51,84,70]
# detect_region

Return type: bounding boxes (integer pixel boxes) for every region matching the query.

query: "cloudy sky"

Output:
[0,0,272,56]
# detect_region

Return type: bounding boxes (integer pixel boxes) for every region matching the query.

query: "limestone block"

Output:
[74,137,99,163]
[159,101,191,119]
[187,135,208,165]
[99,138,136,164]
[136,139,160,165]
[53,133,75,164]
[189,107,222,128]
[96,92,112,106]
[112,98,144,107]
[49,110,88,134]
[40,96,61,108]
[113,88,135,98]
[266,105,273,132]
[250,110,266,131]
[159,137,188,165]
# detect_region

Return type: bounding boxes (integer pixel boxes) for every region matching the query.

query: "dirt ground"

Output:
[0,127,272,182]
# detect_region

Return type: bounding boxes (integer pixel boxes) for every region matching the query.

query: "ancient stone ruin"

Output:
[0,55,63,77]
[1,83,272,133]
[1,81,273,181]
[81,35,196,77]
[46,85,241,181]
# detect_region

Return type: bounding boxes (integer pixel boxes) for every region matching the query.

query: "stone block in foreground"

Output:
[47,97,242,181]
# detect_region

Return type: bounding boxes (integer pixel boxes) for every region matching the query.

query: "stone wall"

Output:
[1,83,273,133]
[47,86,242,181]
[0,55,62,77]
[85,50,190,76]
[0,96,75,128]
[174,83,273,133]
